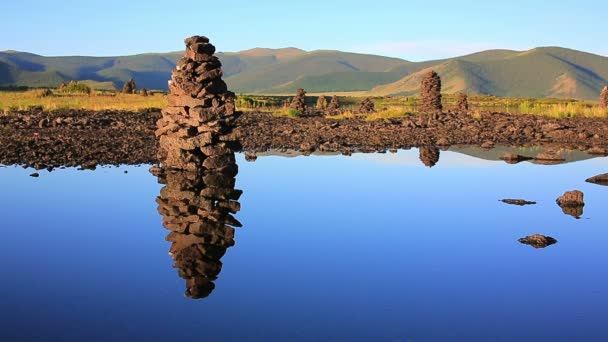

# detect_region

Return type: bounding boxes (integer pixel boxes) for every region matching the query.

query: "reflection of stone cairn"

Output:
[419,146,440,167]
[456,93,469,112]
[290,88,307,114]
[600,86,608,109]
[156,160,242,299]
[155,35,243,299]
[358,98,376,114]
[316,95,327,110]
[420,71,442,113]
[156,35,240,172]
[122,78,136,94]
[325,95,340,116]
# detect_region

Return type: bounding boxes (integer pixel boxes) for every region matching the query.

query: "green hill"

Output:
[1,46,607,100]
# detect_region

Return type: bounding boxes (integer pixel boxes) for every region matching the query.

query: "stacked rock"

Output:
[600,86,608,109]
[123,78,137,94]
[359,98,376,114]
[420,71,442,113]
[141,88,149,97]
[419,146,440,167]
[325,95,341,116]
[290,88,307,114]
[156,36,240,172]
[316,95,327,110]
[456,93,469,112]
[155,155,242,299]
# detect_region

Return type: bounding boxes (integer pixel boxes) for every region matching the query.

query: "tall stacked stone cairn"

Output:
[122,78,137,94]
[155,156,242,299]
[456,93,469,112]
[325,95,341,116]
[156,35,241,172]
[419,146,440,167]
[600,86,608,109]
[154,35,243,299]
[420,71,442,113]
[316,95,327,110]
[358,98,376,114]
[290,88,307,114]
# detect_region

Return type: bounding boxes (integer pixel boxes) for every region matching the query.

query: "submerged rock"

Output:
[501,199,537,206]
[29,172,39,178]
[518,234,557,249]
[586,173,608,186]
[500,153,532,164]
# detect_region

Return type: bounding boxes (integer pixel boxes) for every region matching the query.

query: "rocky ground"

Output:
[1,109,608,169]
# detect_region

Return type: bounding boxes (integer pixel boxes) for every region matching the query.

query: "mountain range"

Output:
[1,46,607,100]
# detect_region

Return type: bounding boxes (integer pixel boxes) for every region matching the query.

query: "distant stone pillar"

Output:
[600,86,608,109]
[290,88,307,114]
[156,35,240,172]
[420,71,442,113]
[316,95,327,110]
[325,95,341,116]
[456,93,469,112]
[358,98,376,114]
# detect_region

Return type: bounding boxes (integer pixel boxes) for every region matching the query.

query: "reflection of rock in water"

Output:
[419,146,440,167]
[586,173,608,186]
[556,190,585,218]
[519,234,557,249]
[156,161,242,299]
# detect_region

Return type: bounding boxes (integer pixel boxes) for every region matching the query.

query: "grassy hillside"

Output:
[1,46,607,100]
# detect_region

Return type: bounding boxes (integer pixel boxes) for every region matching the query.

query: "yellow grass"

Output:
[0,90,166,111]
[364,106,413,121]
[516,101,608,118]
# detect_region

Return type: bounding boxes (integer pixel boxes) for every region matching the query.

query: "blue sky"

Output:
[1,0,605,61]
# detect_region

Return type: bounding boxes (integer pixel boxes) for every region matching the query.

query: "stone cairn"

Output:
[358,98,376,114]
[325,95,341,116]
[419,146,440,167]
[155,157,242,299]
[456,93,469,112]
[290,88,307,114]
[122,78,137,94]
[154,35,243,299]
[316,95,327,110]
[141,88,149,97]
[600,86,608,109]
[420,71,442,113]
[156,35,240,172]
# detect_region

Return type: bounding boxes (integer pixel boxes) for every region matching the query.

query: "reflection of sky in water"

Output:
[1,150,607,341]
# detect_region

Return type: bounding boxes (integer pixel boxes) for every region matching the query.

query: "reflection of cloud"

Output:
[350,150,501,168]
[351,40,521,61]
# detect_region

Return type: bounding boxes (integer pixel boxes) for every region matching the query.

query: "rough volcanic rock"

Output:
[122,78,137,94]
[358,98,376,114]
[501,199,537,206]
[290,88,307,115]
[456,93,469,112]
[420,71,442,113]
[518,234,557,249]
[586,173,608,186]
[556,190,585,218]
[325,95,341,116]
[600,86,608,109]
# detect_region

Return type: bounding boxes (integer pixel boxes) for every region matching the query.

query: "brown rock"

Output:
[420,71,442,113]
[501,199,537,206]
[358,98,376,114]
[290,88,307,114]
[518,234,557,249]
[325,95,341,116]
[556,190,584,206]
[456,93,468,112]
[600,86,608,109]
[419,146,440,167]
[586,173,608,186]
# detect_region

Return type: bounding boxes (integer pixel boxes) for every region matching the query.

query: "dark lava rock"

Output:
[501,199,537,206]
[456,93,469,112]
[586,173,608,186]
[518,234,557,249]
[29,172,39,177]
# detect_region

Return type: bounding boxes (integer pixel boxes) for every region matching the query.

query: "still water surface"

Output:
[1,149,607,341]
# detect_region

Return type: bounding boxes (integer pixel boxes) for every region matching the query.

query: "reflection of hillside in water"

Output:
[155,154,242,299]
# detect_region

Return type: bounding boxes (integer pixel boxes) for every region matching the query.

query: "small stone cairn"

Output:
[420,71,442,113]
[600,86,608,109]
[358,98,376,114]
[290,88,307,114]
[316,95,327,110]
[325,95,341,116]
[122,78,137,94]
[156,35,240,172]
[419,146,440,167]
[456,93,469,112]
